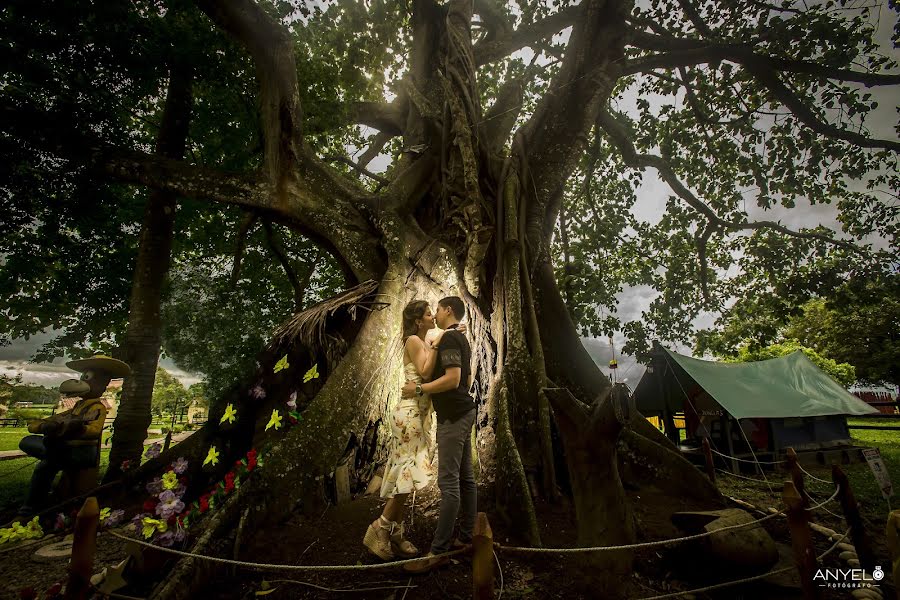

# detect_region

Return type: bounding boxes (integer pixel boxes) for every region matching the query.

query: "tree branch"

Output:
[323,154,389,186]
[195,0,304,186]
[357,131,393,169]
[348,101,405,135]
[481,62,539,154]
[517,0,628,244]
[229,212,259,289]
[743,61,900,152]
[595,107,871,254]
[473,0,513,40]
[262,219,305,311]
[623,30,900,87]
[473,6,579,66]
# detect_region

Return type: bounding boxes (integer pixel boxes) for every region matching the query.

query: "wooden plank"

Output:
[832,465,876,574]
[64,497,99,600]
[334,463,351,505]
[472,512,494,600]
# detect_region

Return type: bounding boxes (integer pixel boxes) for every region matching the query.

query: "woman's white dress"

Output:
[380,362,434,498]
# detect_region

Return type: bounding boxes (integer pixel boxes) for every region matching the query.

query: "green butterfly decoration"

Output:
[303,364,319,383]
[274,355,290,373]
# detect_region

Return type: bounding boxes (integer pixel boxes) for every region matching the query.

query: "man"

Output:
[18,354,131,516]
[401,296,476,573]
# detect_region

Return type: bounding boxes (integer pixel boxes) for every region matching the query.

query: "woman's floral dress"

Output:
[380,363,434,498]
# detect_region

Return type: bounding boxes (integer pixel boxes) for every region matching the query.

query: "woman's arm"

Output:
[406,336,438,379]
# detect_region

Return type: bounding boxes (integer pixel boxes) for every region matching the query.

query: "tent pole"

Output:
[724,418,739,474]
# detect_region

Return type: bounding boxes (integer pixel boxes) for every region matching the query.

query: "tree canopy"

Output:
[1,0,897,379]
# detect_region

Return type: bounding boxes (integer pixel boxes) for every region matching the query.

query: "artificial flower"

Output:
[172,457,189,475]
[303,364,319,383]
[102,509,125,528]
[143,498,159,513]
[203,446,220,467]
[141,517,167,539]
[120,459,132,471]
[161,471,179,490]
[144,443,162,459]
[250,385,266,400]
[154,531,176,547]
[220,403,237,425]
[146,477,163,495]
[265,409,282,431]
[99,507,110,521]
[274,355,290,373]
[156,490,185,520]
[286,391,297,410]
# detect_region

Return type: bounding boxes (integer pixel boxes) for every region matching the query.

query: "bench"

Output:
[0,418,20,427]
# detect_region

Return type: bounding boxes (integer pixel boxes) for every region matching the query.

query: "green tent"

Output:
[660,349,876,419]
[634,346,876,458]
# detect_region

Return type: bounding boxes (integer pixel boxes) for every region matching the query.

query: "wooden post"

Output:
[785,448,808,508]
[702,437,715,484]
[64,497,100,600]
[472,512,494,600]
[782,481,821,600]
[886,510,899,600]
[163,429,173,453]
[832,464,876,574]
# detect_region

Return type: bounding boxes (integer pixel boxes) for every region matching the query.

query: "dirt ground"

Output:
[0,478,892,599]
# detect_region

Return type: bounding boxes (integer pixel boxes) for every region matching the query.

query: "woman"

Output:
[363,300,444,560]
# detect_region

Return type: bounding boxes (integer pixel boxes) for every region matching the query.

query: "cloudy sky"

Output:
[2,2,896,391]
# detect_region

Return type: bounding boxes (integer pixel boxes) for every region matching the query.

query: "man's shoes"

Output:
[451,538,472,551]
[403,552,450,574]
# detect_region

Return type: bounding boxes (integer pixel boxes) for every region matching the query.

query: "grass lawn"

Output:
[0,428,30,452]
[0,448,111,511]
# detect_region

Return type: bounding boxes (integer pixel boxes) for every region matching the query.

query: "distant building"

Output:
[56,378,123,419]
[187,401,207,424]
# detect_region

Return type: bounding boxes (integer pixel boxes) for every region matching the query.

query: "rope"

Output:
[499,510,785,553]
[494,550,504,600]
[636,528,851,600]
[797,463,833,485]
[708,446,783,465]
[716,468,780,487]
[108,530,468,571]
[805,484,841,512]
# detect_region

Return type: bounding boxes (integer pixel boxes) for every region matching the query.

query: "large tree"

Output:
[2,0,898,590]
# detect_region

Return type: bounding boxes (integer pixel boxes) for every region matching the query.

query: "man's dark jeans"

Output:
[18,435,97,516]
[431,408,477,554]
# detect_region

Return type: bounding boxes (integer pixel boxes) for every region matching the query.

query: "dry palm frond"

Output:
[269,280,386,364]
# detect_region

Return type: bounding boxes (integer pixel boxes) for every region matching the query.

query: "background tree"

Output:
[699,274,899,387]
[149,367,190,418]
[2,0,898,589]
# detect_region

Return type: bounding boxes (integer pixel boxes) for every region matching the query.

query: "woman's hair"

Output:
[401,300,430,341]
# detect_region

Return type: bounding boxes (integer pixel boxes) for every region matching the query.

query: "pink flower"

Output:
[155,490,185,520]
[172,457,188,475]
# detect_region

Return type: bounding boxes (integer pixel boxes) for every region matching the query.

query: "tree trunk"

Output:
[106,62,193,481]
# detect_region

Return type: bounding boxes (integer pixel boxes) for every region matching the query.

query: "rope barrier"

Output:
[636,528,851,600]
[797,462,833,485]
[108,530,468,571]
[708,447,783,465]
[804,484,841,513]
[109,507,786,570]
[499,510,785,553]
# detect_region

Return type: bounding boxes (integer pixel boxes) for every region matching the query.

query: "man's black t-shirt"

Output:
[431,325,474,423]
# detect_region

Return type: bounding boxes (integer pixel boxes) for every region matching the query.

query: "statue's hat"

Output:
[65,354,132,378]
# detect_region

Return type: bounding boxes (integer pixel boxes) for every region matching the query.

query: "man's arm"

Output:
[422,367,461,395]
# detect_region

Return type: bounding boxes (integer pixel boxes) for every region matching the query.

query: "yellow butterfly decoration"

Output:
[266,409,283,431]
[203,446,220,467]
[274,355,290,373]
[303,364,319,383]
[220,403,237,425]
